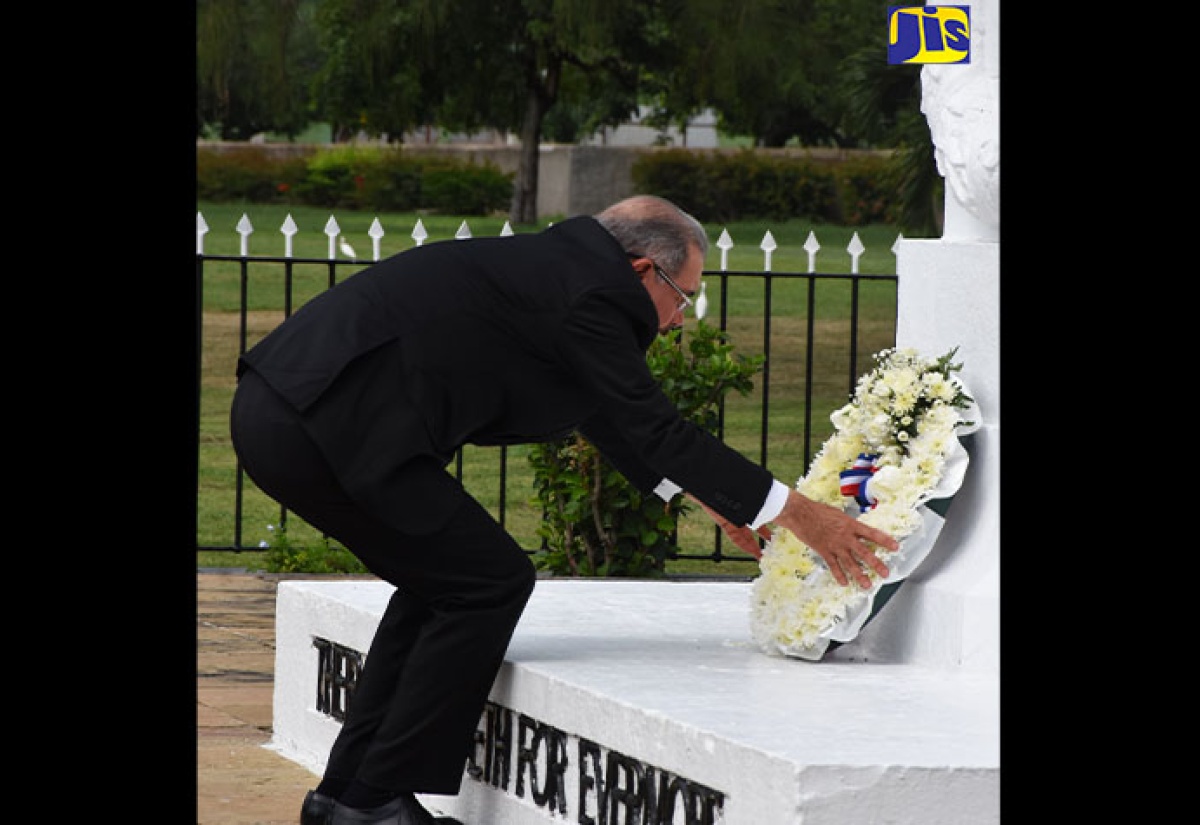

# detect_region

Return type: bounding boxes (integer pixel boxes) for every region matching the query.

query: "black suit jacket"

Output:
[237,215,773,535]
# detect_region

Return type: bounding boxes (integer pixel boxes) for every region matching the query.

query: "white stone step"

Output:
[271,578,998,825]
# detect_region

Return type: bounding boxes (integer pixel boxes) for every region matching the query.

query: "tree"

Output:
[837,44,943,234]
[641,0,942,232]
[310,0,681,223]
[478,0,672,223]
[199,0,939,228]
[308,0,444,143]
[196,0,320,140]
[641,0,890,148]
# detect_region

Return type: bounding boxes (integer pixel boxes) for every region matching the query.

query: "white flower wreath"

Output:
[750,346,981,661]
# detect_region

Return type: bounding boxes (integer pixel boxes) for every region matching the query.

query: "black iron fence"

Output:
[196,222,897,567]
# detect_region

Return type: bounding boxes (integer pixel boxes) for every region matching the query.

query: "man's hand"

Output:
[687,494,772,559]
[772,489,898,589]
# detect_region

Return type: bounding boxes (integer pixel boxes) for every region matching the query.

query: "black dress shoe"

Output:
[328,792,440,825]
[301,790,336,825]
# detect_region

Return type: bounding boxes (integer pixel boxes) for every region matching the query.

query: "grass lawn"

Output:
[195,201,900,574]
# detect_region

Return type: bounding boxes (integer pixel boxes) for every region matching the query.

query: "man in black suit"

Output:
[230,195,897,825]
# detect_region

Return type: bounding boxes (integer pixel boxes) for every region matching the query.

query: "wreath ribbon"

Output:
[838,453,880,513]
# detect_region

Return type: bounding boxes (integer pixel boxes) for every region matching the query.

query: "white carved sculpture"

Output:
[920,0,999,241]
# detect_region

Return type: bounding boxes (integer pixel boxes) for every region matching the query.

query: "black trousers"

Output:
[230,370,537,794]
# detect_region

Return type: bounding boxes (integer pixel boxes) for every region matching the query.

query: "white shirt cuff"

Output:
[653,478,682,501]
[748,479,790,529]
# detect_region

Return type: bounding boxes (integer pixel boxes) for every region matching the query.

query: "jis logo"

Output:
[888,5,970,64]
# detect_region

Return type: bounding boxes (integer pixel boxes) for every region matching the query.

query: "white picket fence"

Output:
[195,211,902,274]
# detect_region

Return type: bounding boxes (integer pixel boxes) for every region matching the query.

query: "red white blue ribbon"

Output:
[839,453,880,513]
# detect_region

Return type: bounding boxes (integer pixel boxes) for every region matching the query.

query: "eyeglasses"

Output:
[628,253,694,314]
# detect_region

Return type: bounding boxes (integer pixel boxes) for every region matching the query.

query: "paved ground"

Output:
[197,570,362,825]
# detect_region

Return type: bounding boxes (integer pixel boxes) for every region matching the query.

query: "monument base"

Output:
[886,237,1000,674]
[271,578,998,825]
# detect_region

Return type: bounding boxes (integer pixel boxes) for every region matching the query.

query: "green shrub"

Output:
[293,145,381,209]
[833,154,899,226]
[421,160,513,216]
[261,521,369,575]
[529,321,765,578]
[632,149,837,223]
[361,153,424,212]
[197,144,513,215]
[196,146,313,204]
[629,149,710,219]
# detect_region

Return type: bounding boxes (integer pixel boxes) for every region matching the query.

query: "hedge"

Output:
[631,148,899,226]
[197,144,514,216]
[198,143,899,225]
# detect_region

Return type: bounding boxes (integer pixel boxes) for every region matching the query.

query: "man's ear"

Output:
[629,256,653,280]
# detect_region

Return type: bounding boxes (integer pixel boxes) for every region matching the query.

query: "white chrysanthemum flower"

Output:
[923,404,961,433]
[865,413,892,445]
[921,371,952,400]
[830,403,854,431]
[867,464,905,497]
[884,364,920,394]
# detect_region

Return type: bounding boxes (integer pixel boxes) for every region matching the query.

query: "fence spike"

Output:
[760,230,777,272]
[323,215,342,259]
[500,221,514,237]
[412,218,428,246]
[280,214,298,258]
[237,213,254,257]
[695,281,708,320]
[369,218,385,261]
[196,212,209,255]
[803,230,820,274]
[717,228,733,271]
[847,231,865,275]
[455,220,472,240]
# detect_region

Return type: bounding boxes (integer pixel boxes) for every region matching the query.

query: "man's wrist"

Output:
[749,479,790,529]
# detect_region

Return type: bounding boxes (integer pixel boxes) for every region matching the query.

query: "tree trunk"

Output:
[510,89,545,225]
[510,58,561,225]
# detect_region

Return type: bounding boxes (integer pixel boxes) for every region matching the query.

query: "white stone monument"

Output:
[837,0,999,672]
[272,578,1000,825]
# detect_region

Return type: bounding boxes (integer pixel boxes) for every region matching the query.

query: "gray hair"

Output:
[594,195,709,276]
